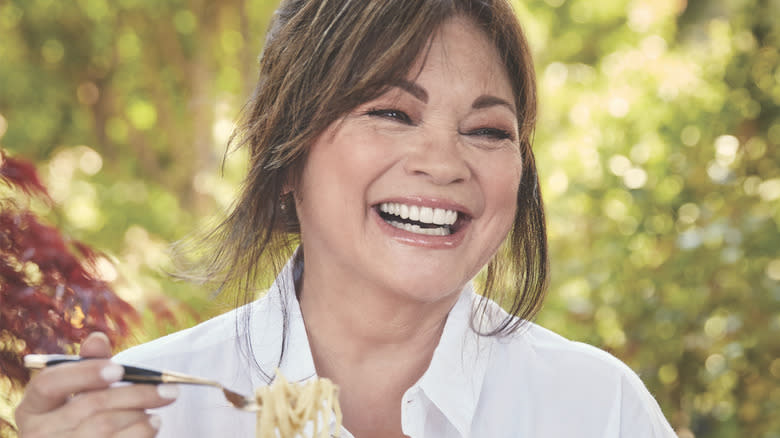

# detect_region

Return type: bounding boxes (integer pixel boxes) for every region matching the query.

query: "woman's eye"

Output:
[366,108,412,124]
[468,127,513,141]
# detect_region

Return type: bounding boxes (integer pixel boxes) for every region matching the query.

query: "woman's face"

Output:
[295,16,522,303]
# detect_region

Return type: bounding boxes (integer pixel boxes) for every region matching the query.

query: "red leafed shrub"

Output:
[0,150,139,392]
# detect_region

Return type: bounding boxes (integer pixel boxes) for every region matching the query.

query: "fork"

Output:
[24,354,260,411]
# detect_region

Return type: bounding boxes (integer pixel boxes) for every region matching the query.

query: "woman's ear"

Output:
[281,167,297,197]
[282,168,304,204]
[279,174,300,232]
[281,180,294,196]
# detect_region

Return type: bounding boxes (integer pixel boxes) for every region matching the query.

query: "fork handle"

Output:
[24,354,164,384]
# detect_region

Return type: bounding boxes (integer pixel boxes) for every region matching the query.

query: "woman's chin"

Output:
[377,275,467,306]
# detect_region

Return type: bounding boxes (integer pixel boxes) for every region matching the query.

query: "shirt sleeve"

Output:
[612,367,678,438]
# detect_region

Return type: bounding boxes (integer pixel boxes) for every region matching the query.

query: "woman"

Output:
[15,1,677,437]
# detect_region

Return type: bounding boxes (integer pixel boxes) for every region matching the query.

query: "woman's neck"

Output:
[297,264,457,369]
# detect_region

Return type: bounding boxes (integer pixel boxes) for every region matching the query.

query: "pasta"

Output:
[255,372,342,438]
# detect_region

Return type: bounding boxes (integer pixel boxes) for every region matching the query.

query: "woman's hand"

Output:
[15,332,178,437]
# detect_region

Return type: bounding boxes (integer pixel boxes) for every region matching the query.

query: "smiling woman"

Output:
[295,16,523,314]
[14,1,676,437]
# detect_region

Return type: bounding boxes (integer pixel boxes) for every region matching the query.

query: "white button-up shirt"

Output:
[115,256,676,437]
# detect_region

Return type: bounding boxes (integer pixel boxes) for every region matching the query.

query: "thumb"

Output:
[79,332,113,358]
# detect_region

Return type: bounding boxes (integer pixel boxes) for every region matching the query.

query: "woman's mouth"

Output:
[375,202,466,236]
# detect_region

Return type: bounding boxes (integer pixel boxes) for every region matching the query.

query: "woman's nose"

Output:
[403,129,471,185]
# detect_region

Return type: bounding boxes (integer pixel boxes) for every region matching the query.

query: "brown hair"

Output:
[186,0,547,373]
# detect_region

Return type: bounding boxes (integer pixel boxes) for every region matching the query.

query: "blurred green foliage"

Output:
[0,0,778,437]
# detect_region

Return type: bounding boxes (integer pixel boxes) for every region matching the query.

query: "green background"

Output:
[1,0,778,436]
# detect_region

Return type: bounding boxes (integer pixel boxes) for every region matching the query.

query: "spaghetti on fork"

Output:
[255,372,342,438]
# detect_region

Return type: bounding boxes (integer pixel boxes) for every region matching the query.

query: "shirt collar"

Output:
[248,253,318,389]
[249,254,345,436]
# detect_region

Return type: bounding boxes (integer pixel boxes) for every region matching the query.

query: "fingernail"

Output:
[149,414,162,430]
[157,384,179,399]
[100,363,124,382]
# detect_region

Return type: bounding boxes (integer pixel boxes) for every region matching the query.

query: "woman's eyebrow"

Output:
[385,81,515,116]
[472,95,516,114]
[390,79,428,103]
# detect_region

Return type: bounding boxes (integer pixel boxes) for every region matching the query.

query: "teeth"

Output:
[388,221,450,236]
[419,207,433,223]
[378,202,458,226]
[432,208,446,224]
[409,205,420,221]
